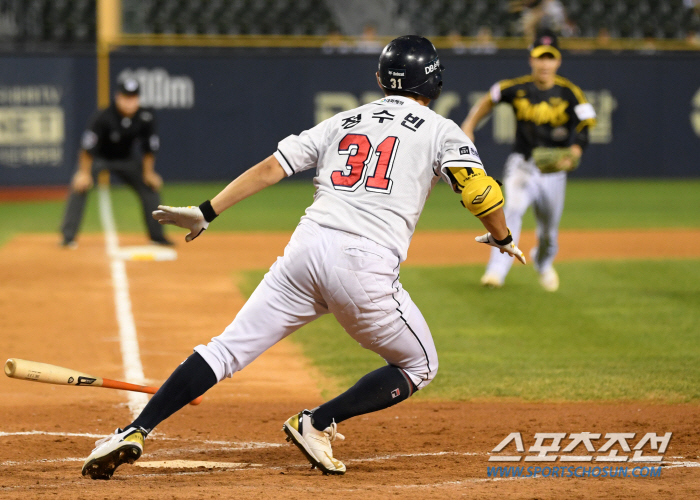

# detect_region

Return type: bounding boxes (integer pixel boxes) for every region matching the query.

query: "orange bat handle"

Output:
[101,378,203,405]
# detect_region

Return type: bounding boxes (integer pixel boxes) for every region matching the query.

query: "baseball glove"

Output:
[531,147,580,173]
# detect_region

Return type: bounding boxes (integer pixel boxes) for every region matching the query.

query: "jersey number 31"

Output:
[331,134,399,194]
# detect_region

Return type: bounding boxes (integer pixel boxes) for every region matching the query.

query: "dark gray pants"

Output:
[60,159,165,243]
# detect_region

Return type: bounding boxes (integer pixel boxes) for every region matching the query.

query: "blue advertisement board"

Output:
[1,50,699,185]
[0,54,95,186]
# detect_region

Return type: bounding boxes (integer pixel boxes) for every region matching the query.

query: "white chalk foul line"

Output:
[1,457,83,467]
[0,430,281,448]
[98,185,148,418]
[0,431,106,439]
[344,451,482,463]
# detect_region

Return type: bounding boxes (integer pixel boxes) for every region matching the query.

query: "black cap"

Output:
[530,30,561,59]
[116,77,140,96]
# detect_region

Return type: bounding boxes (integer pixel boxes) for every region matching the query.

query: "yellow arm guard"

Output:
[446,167,504,218]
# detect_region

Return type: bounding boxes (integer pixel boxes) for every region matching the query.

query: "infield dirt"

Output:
[1,231,699,499]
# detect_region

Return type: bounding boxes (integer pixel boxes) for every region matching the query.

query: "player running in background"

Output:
[81,35,525,479]
[462,30,596,291]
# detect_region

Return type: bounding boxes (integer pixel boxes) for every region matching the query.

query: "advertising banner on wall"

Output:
[2,50,698,185]
[108,51,700,182]
[0,55,95,187]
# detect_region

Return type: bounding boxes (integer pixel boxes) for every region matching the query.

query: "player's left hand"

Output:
[476,232,526,264]
[143,171,163,191]
[554,144,583,172]
[152,205,208,242]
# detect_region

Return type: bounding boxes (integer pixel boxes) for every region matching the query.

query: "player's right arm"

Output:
[209,118,331,214]
[460,93,494,142]
[461,79,522,142]
[153,118,331,242]
[152,155,287,242]
[210,155,287,214]
[71,112,103,192]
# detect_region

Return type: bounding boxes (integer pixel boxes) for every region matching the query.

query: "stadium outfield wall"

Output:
[1,50,699,186]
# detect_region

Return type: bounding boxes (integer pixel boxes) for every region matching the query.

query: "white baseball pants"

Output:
[195,219,438,389]
[485,153,567,280]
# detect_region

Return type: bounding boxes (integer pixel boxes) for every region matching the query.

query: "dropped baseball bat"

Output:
[4,358,203,406]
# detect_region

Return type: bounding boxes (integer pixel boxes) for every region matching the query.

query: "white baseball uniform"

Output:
[194,95,484,389]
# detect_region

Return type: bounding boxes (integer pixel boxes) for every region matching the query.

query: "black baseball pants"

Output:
[60,159,166,243]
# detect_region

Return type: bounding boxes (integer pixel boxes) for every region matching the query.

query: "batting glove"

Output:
[152,205,209,242]
[476,231,526,264]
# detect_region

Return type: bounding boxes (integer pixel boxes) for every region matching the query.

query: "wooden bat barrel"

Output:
[4,358,103,386]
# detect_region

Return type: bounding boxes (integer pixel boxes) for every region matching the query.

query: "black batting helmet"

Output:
[377,35,444,100]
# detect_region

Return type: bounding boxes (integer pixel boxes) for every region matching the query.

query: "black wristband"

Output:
[494,231,513,246]
[199,200,218,223]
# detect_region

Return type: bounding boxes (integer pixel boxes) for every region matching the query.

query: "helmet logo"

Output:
[388,68,406,78]
[424,58,441,75]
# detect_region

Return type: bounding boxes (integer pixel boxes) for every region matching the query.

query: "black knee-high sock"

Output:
[127,352,217,434]
[311,365,416,431]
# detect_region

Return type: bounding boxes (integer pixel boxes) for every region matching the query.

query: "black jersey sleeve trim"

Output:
[441,159,484,167]
[276,149,295,174]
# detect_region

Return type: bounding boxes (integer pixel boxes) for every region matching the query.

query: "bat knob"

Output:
[4,359,16,377]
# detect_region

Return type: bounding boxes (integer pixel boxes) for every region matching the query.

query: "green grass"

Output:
[1,179,698,248]
[241,259,700,402]
[2,178,699,402]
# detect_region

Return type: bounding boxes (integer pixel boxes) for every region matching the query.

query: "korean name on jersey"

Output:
[273,96,483,262]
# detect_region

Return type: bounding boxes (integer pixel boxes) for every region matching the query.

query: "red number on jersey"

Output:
[331,134,373,191]
[332,134,400,194]
[366,136,399,193]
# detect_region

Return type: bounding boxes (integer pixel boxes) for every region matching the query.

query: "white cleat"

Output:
[81,427,146,480]
[480,272,504,288]
[539,267,560,292]
[283,410,346,475]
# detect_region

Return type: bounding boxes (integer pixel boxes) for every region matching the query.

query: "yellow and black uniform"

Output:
[490,75,597,159]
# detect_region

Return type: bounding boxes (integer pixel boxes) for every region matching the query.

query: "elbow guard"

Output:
[461,175,504,218]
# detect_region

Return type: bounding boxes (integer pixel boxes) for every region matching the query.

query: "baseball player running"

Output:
[81,35,525,479]
[462,30,596,291]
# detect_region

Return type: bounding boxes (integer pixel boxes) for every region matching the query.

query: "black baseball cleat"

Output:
[81,427,146,480]
[60,239,78,249]
[150,237,175,246]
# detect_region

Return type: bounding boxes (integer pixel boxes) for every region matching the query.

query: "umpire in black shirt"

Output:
[60,78,171,246]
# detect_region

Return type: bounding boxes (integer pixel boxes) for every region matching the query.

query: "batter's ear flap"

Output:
[376,72,387,94]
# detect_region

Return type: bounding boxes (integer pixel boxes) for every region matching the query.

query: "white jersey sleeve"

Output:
[489,82,502,103]
[273,119,333,176]
[436,120,485,190]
